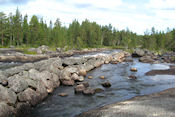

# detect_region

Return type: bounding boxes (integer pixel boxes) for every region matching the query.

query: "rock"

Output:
[0,71,7,84]
[0,102,15,117]
[132,49,145,57]
[51,73,60,88]
[36,81,48,100]
[110,61,118,64]
[37,45,49,54]
[62,80,75,86]
[78,76,84,82]
[16,102,31,116]
[99,76,105,79]
[101,82,111,88]
[71,73,79,81]
[82,82,89,88]
[36,49,43,54]
[74,84,85,94]
[0,85,17,105]
[129,75,137,79]
[88,76,93,79]
[83,88,95,95]
[59,93,68,97]
[56,48,62,53]
[139,56,155,63]
[124,58,133,62]
[76,82,89,88]
[18,88,39,106]
[47,88,54,94]
[1,80,8,86]
[130,68,137,72]
[79,69,87,76]
[95,88,104,93]
[8,75,28,93]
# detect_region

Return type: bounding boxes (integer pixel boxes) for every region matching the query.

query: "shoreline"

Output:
[0,49,127,117]
[76,87,175,117]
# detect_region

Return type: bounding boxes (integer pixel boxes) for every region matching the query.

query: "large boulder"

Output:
[17,88,39,106]
[132,49,145,57]
[0,102,15,117]
[8,75,28,93]
[139,56,155,63]
[0,85,17,105]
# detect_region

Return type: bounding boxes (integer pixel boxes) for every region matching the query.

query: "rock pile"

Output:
[0,51,128,116]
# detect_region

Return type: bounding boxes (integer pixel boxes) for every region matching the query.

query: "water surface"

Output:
[29,58,175,117]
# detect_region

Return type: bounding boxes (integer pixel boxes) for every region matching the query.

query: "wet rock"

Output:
[0,102,15,117]
[88,76,93,79]
[59,93,68,97]
[95,88,104,93]
[78,76,84,82]
[110,61,118,64]
[99,76,105,79]
[79,69,87,76]
[8,75,28,93]
[76,82,89,88]
[18,88,39,106]
[130,68,138,72]
[0,85,17,105]
[83,87,95,95]
[74,84,85,94]
[101,82,111,88]
[129,75,137,79]
[47,88,54,94]
[62,80,75,86]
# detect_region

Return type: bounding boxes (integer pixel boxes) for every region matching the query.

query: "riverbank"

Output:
[0,50,128,117]
[77,87,175,117]
[0,47,111,62]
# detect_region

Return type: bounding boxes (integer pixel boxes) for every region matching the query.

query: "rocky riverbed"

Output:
[0,49,127,117]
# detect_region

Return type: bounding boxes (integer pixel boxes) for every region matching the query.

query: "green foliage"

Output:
[0,9,175,52]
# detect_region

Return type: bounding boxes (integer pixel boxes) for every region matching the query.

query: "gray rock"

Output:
[0,85,17,105]
[0,102,15,117]
[8,75,28,93]
[132,49,145,57]
[18,88,39,106]
[36,82,48,100]
[16,102,31,116]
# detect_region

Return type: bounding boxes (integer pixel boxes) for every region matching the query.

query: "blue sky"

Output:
[0,0,175,34]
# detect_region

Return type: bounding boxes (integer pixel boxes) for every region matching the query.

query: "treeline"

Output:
[0,9,175,51]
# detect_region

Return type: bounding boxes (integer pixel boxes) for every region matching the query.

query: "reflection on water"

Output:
[29,59,175,117]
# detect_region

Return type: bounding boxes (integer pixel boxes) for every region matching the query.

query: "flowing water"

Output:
[29,56,175,117]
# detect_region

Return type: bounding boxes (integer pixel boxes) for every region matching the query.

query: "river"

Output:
[27,53,175,117]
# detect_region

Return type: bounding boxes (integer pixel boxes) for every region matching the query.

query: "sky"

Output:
[0,0,175,34]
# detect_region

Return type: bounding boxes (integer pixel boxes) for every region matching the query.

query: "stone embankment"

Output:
[0,50,129,117]
[0,48,109,62]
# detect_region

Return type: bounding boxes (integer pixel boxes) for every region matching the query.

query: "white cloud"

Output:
[0,0,175,34]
